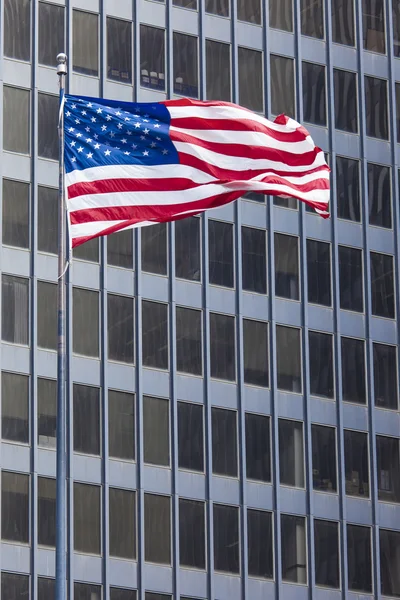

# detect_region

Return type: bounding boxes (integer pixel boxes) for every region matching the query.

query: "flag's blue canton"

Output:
[64,94,178,174]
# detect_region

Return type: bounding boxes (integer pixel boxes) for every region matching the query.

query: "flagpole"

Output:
[56,52,68,600]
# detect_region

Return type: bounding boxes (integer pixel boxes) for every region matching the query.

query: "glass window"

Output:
[144,493,171,564]
[377,435,400,503]
[108,294,134,364]
[178,402,204,472]
[2,179,29,249]
[301,0,324,38]
[368,163,391,228]
[73,10,98,76]
[370,252,395,319]
[73,287,99,357]
[179,499,205,569]
[110,590,136,600]
[344,429,369,498]
[374,343,398,410]
[38,186,58,254]
[243,319,269,387]
[245,413,271,482]
[212,407,237,477]
[302,62,326,126]
[1,471,29,543]
[1,573,29,599]
[107,229,133,269]
[334,69,358,133]
[238,47,264,113]
[173,0,197,8]
[206,39,231,101]
[274,233,299,301]
[206,0,229,16]
[73,384,100,456]
[107,17,132,83]
[238,0,261,23]
[4,0,30,61]
[314,520,340,588]
[380,529,400,597]
[242,226,266,294]
[2,274,29,345]
[209,220,234,288]
[210,312,236,381]
[39,1,64,67]
[276,325,302,393]
[270,55,295,118]
[332,0,355,45]
[213,504,239,574]
[336,156,361,222]
[248,509,273,579]
[244,191,264,203]
[2,371,29,444]
[38,477,56,547]
[143,396,169,467]
[141,223,167,275]
[395,2,400,57]
[274,197,298,210]
[38,578,55,600]
[362,0,385,53]
[365,76,388,140]
[339,246,363,312]
[38,93,58,160]
[140,25,166,91]
[173,32,198,97]
[312,425,337,492]
[279,419,304,488]
[281,514,307,583]
[74,583,101,600]
[37,281,57,350]
[347,525,372,592]
[142,300,169,370]
[175,217,200,281]
[74,483,100,554]
[309,331,334,399]
[3,86,30,154]
[109,488,136,559]
[108,389,135,461]
[73,238,99,263]
[307,239,331,306]
[38,378,56,448]
[341,337,366,405]
[176,307,202,376]
[269,0,293,31]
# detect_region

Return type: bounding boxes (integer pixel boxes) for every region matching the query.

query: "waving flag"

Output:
[63,94,330,247]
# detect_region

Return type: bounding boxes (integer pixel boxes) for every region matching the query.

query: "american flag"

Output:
[64,94,330,247]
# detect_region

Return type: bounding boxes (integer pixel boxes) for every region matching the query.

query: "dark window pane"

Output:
[270,55,295,118]
[341,337,366,404]
[248,509,273,578]
[238,0,261,23]
[312,425,337,492]
[209,220,234,288]
[365,76,388,140]
[74,583,101,600]
[107,17,132,83]
[2,275,29,345]
[173,32,198,97]
[108,294,134,364]
[242,226,266,294]
[362,0,385,53]
[214,504,239,573]
[39,1,64,67]
[244,191,264,203]
[109,488,136,559]
[38,186,58,254]
[302,62,326,126]
[243,319,269,387]
[245,413,271,482]
[368,163,392,228]
[307,239,331,306]
[73,384,100,456]
[281,514,307,583]
[176,307,202,375]
[344,430,369,498]
[269,0,293,31]
[38,477,56,547]
[73,238,99,262]
[73,287,99,357]
[2,179,29,249]
[2,371,29,444]
[370,252,395,319]
[347,525,372,592]
[395,1,400,57]
[206,39,231,101]
[1,573,29,599]
[206,0,229,15]
[179,499,205,569]
[275,233,299,300]
[374,343,398,410]
[107,229,133,269]
[332,0,355,45]
[142,301,169,369]
[141,223,167,275]
[175,217,201,281]
[143,396,169,466]
[74,483,100,554]
[210,313,236,381]
[301,0,324,38]
[314,520,340,588]
[108,389,135,461]
[212,407,237,477]
[380,529,400,596]
[38,93,58,160]
[238,47,263,113]
[38,578,55,600]
[110,589,137,600]
[279,419,304,487]
[336,156,361,222]
[276,325,302,393]
[173,0,197,8]
[144,493,171,564]
[3,86,30,154]
[38,378,56,448]
[274,197,298,209]
[73,10,98,76]
[37,281,57,350]
[1,471,29,543]
[178,402,204,472]
[334,69,358,133]
[4,0,30,61]
[397,84,400,142]
[339,246,363,312]
[309,331,334,399]
[140,25,166,91]
[377,435,400,503]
